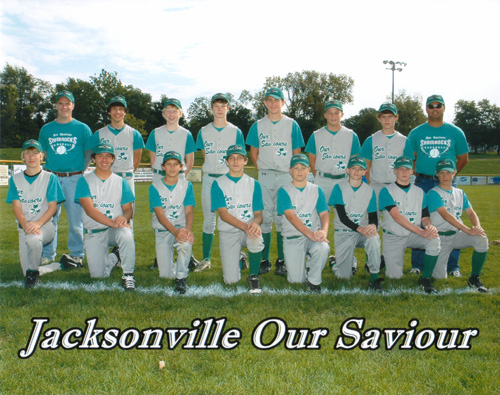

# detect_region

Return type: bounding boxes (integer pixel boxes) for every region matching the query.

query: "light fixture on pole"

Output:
[383,60,407,103]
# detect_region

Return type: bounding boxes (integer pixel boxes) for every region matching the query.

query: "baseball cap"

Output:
[108,96,127,108]
[22,139,43,153]
[93,143,115,156]
[56,90,75,103]
[225,144,247,159]
[347,156,367,169]
[426,94,445,106]
[324,100,343,112]
[211,93,229,104]
[378,103,398,115]
[163,98,182,110]
[436,159,457,173]
[162,151,183,164]
[265,87,284,100]
[393,156,413,169]
[290,153,309,168]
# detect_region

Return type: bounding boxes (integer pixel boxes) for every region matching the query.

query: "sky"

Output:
[2,0,500,122]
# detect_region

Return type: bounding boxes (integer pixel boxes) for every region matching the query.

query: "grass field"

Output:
[1,180,500,394]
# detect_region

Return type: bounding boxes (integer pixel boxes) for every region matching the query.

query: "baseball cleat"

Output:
[258,259,271,275]
[306,280,321,293]
[175,278,188,294]
[195,258,211,272]
[188,255,200,270]
[448,270,462,278]
[409,268,421,275]
[247,275,262,294]
[239,252,248,270]
[369,278,384,292]
[418,277,437,294]
[274,259,287,276]
[60,253,83,270]
[468,276,488,293]
[122,274,136,291]
[25,269,40,289]
[328,255,336,268]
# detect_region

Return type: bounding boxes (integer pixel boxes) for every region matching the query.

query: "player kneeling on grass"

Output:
[277,154,330,292]
[6,140,70,288]
[428,159,489,292]
[328,157,382,291]
[75,143,136,290]
[211,145,264,294]
[379,156,441,293]
[149,151,195,294]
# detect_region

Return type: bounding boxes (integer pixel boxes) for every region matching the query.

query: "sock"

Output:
[422,254,439,278]
[471,251,487,276]
[262,233,271,261]
[249,252,262,276]
[202,232,214,260]
[277,232,284,261]
[370,273,379,282]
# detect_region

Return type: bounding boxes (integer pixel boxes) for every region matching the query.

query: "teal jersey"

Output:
[246,118,304,150]
[379,185,427,211]
[149,181,196,211]
[6,171,65,204]
[427,187,471,213]
[329,183,378,213]
[360,133,414,161]
[305,128,361,156]
[211,175,263,212]
[75,174,135,206]
[145,127,196,155]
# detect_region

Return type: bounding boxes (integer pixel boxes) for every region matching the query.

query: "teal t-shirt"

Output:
[277,185,328,215]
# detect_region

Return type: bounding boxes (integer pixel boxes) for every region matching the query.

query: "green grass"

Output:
[1,183,499,394]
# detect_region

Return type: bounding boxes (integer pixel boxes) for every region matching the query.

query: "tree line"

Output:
[1,63,499,154]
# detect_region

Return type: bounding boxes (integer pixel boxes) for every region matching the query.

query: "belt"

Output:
[335,229,354,233]
[114,171,133,178]
[318,172,345,180]
[438,230,457,236]
[84,227,108,235]
[207,173,223,178]
[416,173,438,181]
[51,171,83,177]
[285,235,301,240]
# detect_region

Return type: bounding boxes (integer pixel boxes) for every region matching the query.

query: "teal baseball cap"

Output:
[163,98,182,109]
[108,96,127,108]
[265,87,284,100]
[426,94,445,106]
[211,93,229,104]
[378,103,398,115]
[93,143,115,156]
[22,139,43,153]
[436,159,456,173]
[225,144,247,159]
[393,156,413,169]
[56,90,74,103]
[290,153,309,168]
[347,156,367,169]
[162,151,182,164]
[324,100,343,112]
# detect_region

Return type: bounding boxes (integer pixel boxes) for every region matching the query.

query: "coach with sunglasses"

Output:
[407,94,469,276]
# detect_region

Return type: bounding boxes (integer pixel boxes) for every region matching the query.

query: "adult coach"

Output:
[408,94,469,276]
[246,87,305,276]
[38,90,93,267]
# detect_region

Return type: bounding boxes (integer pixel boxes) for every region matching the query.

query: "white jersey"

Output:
[12,171,51,223]
[280,182,321,237]
[333,180,373,231]
[429,186,465,232]
[216,174,256,233]
[255,115,294,172]
[200,122,239,174]
[151,178,189,230]
[370,131,408,184]
[152,125,189,172]
[96,125,137,173]
[82,172,124,231]
[312,126,354,174]
[381,183,424,237]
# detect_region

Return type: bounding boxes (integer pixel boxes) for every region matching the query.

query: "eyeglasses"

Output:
[427,103,443,109]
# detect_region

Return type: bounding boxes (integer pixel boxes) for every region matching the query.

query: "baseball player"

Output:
[211,144,264,294]
[5,140,77,288]
[38,90,93,267]
[246,87,305,276]
[277,154,330,292]
[328,157,382,291]
[408,94,469,276]
[195,93,245,272]
[379,156,441,293]
[149,151,196,294]
[427,159,489,291]
[75,143,136,290]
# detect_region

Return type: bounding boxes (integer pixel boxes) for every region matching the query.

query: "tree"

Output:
[391,90,427,136]
[344,108,379,145]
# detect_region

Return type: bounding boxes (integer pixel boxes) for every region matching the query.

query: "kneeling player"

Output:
[428,159,489,291]
[379,156,441,293]
[328,157,382,291]
[75,143,136,290]
[211,145,264,293]
[277,154,330,292]
[149,151,195,294]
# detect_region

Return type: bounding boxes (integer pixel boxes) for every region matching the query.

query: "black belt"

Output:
[51,171,83,177]
[416,173,438,181]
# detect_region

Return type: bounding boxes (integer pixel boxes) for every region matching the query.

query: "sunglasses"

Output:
[427,103,444,109]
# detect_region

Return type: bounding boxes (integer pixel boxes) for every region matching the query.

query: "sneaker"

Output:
[418,277,437,294]
[239,252,248,270]
[274,259,287,276]
[60,253,83,270]
[328,255,336,268]
[41,257,52,265]
[189,255,200,270]
[122,274,136,291]
[468,276,488,293]
[448,270,462,278]
[247,274,262,294]
[409,268,421,275]
[25,270,40,289]
[150,257,158,270]
[306,280,321,293]
[258,259,271,275]
[175,278,188,294]
[194,258,211,272]
[369,278,384,292]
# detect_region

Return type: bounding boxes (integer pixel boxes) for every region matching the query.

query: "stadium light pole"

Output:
[383,60,407,103]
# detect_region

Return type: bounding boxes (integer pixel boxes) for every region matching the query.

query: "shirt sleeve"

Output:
[378,187,395,211]
[277,187,293,215]
[184,182,196,207]
[236,128,245,147]
[368,190,378,213]
[185,132,196,155]
[305,134,316,155]
[328,183,344,206]
[350,133,361,157]
[291,120,305,150]
[427,190,444,213]
[5,177,20,203]
[195,129,204,150]
[47,173,65,203]
[252,180,264,212]
[145,130,156,152]
[455,126,470,156]
[360,136,373,161]
[74,177,92,203]
[403,138,415,159]
[211,180,226,211]
[462,190,472,210]
[133,129,145,150]
[92,131,100,148]
[121,178,135,205]
[316,186,328,214]
[149,184,162,212]
[83,124,94,151]
[38,126,48,152]
[245,122,259,148]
